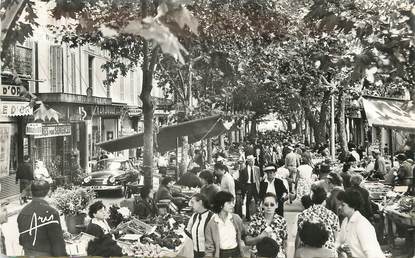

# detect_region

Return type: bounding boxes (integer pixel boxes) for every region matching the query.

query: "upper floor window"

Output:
[50,45,63,92]
[88,55,95,92]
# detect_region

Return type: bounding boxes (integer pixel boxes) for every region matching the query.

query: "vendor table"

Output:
[384,207,415,256]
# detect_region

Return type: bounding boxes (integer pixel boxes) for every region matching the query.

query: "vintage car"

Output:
[82,158,140,196]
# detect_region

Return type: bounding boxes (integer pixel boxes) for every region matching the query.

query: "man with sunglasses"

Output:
[259,165,288,216]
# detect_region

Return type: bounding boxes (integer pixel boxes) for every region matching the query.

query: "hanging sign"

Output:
[0,101,32,117]
[34,124,72,139]
[0,85,25,97]
[26,123,42,135]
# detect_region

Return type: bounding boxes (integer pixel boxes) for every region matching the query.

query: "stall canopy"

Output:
[97,115,235,153]
[362,97,415,131]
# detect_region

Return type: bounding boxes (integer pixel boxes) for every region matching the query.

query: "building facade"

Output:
[0,1,172,198]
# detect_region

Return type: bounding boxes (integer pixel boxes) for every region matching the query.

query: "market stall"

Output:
[365,182,415,256]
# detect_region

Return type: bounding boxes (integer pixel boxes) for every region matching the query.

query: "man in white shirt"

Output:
[276,165,290,191]
[336,190,385,258]
[214,163,235,198]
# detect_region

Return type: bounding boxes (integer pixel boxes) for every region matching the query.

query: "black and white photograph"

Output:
[1,0,415,257]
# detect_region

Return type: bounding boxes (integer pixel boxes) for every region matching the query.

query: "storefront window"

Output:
[9,124,18,173]
[0,124,17,177]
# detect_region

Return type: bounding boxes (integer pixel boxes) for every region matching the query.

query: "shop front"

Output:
[29,123,73,179]
[0,101,32,199]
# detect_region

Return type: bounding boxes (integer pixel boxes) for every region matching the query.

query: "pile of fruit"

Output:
[398,196,415,213]
[116,218,153,235]
[140,232,182,250]
[139,214,189,250]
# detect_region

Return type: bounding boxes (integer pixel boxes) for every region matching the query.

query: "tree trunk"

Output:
[409,87,415,101]
[207,137,212,164]
[250,117,257,138]
[303,91,330,145]
[337,89,348,153]
[286,117,293,132]
[140,0,159,188]
[180,136,189,176]
[317,91,331,145]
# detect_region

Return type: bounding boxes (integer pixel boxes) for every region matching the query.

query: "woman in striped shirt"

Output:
[185,193,214,258]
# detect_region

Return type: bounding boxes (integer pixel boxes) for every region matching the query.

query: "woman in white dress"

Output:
[295,159,314,200]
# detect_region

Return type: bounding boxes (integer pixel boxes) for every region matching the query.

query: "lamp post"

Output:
[331,94,336,161]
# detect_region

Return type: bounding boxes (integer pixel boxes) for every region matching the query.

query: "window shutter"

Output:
[130,72,134,102]
[71,52,76,94]
[49,46,63,92]
[120,76,125,101]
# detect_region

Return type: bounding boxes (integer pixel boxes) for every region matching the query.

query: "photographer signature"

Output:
[19,212,59,245]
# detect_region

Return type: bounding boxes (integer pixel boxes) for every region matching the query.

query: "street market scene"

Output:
[2,0,415,258]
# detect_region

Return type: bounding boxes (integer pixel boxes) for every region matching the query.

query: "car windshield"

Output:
[93,160,131,172]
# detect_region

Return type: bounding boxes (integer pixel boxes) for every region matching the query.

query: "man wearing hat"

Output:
[259,164,288,216]
[239,155,261,221]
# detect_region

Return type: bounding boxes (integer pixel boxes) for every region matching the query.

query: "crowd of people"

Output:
[4,130,415,258]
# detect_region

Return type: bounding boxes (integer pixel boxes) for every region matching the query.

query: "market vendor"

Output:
[134,186,157,219]
[396,153,414,186]
[155,176,188,209]
[85,201,123,257]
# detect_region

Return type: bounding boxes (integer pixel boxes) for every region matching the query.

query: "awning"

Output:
[97,115,234,152]
[362,97,415,131]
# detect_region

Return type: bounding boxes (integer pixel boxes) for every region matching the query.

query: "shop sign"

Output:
[0,101,32,117]
[94,105,123,116]
[34,124,72,139]
[127,107,141,116]
[0,85,25,97]
[26,123,42,135]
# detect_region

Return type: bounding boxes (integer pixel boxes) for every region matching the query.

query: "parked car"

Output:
[81,158,140,196]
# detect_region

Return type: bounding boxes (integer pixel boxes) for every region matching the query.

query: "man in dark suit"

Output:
[259,164,288,216]
[239,155,261,221]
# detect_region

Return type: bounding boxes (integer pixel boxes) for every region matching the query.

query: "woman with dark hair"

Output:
[325,172,344,222]
[185,193,214,258]
[134,186,157,219]
[300,195,313,210]
[341,163,353,189]
[296,184,339,256]
[205,191,246,258]
[246,192,288,258]
[85,201,123,256]
[295,221,334,258]
[199,170,220,207]
[256,237,280,258]
[336,190,385,258]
